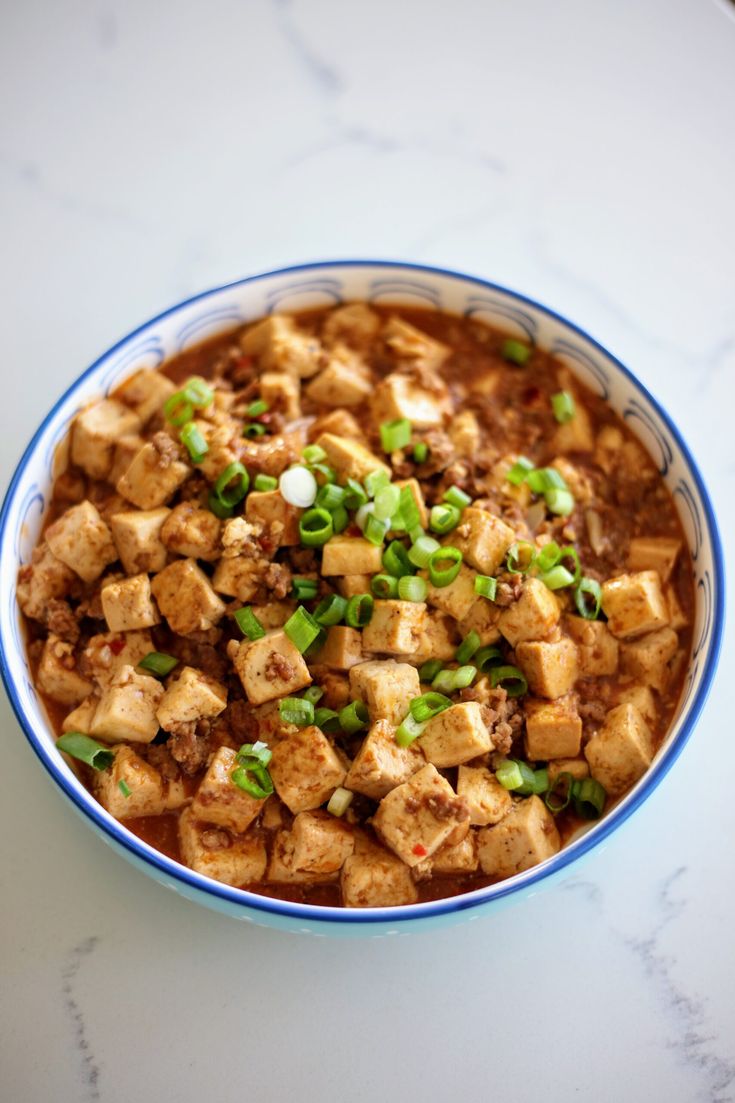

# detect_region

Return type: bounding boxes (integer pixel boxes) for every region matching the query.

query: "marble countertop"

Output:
[1,2,734,1100]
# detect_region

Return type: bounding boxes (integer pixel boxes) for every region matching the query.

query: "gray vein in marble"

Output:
[565,871,735,1102]
[61,936,102,1102]
[272,0,344,95]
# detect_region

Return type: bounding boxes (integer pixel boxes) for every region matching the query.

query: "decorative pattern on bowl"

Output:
[0,261,724,937]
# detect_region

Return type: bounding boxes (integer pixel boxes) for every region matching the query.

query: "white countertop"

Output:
[2,2,734,1100]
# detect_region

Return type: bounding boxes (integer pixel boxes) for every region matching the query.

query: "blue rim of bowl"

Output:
[0,260,725,925]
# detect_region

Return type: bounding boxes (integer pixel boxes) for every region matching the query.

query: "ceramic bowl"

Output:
[0,261,724,937]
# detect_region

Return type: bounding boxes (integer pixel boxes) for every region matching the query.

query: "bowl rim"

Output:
[0,258,725,925]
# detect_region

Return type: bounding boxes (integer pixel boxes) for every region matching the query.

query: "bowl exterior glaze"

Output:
[0,262,724,937]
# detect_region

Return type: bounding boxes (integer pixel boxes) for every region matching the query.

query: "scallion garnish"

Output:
[506,456,535,485]
[545,771,575,813]
[399,485,422,532]
[231,763,273,799]
[490,665,528,697]
[474,574,497,600]
[373,484,401,521]
[418,659,444,682]
[427,546,463,587]
[546,487,575,516]
[339,700,369,733]
[574,576,602,620]
[279,696,315,726]
[343,478,368,510]
[138,651,179,677]
[496,760,523,790]
[208,490,234,519]
[291,577,318,601]
[412,441,429,464]
[455,630,481,664]
[56,733,114,771]
[299,507,334,547]
[380,418,412,453]
[303,686,324,705]
[551,390,576,424]
[409,691,452,723]
[118,779,132,798]
[213,462,250,509]
[398,574,427,602]
[506,541,536,574]
[364,469,391,499]
[474,645,503,674]
[429,503,461,535]
[395,713,426,748]
[247,398,269,418]
[431,665,477,693]
[539,565,576,590]
[364,513,390,546]
[316,483,346,512]
[408,534,440,569]
[302,443,327,465]
[382,540,414,578]
[234,606,266,640]
[443,485,471,510]
[573,777,606,819]
[284,606,321,652]
[314,707,341,733]
[253,473,278,492]
[180,422,209,463]
[243,423,267,439]
[535,541,562,574]
[182,377,214,408]
[332,504,349,533]
[345,593,374,628]
[327,787,354,817]
[371,573,399,599]
[501,338,532,365]
[163,391,194,427]
[313,593,347,626]
[236,741,272,768]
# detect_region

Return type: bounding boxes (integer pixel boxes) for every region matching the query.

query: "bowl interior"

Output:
[0,261,723,928]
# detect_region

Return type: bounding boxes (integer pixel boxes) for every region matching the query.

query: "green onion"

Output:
[291,577,318,601]
[507,456,535,486]
[304,627,327,659]
[428,546,463,587]
[490,665,528,697]
[409,691,452,723]
[253,473,278,492]
[118,779,131,798]
[398,575,427,602]
[408,524,426,544]
[299,507,333,547]
[535,541,562,573]
[408,534,440,569]
[546,487,575,516]
[207,491,233,520]
[432,666,477,693]
[474,574,497,600]
[527,467,567,494]
[247,398,269,418]
[236,741,272,768]
[364,513,390,545]
[418,659,444,682]
[551,390,576,424]
[395,713,426,747]
[339,700,369,733]
[559,546,582,585]
[545,771,575,813]
[231,764,273,799]
[279,696,315,726]
[474,645,503,673]
[539,565,576,590]
[455,630,481,664]
[364,469,391,498]
[513,761,539,795]
[345,593,374,628]
[180,422,208,463]
[496,760,523,790]
[313,593,347,626]
[506,540,536,574]
[374,484,401,521]
[429,503,461,535]
[327,787,354,817]
[413,441,429,464]
[213,462,250,508]
[138,651,178,677]
[303,686,324,705]
[314,707,341,733]
[531,767,549,795]
[302,444,327,465]
[501,338,532,365]
[380,418,412,453]
[574,577,602,619]
[332,505,349,534]
[284,606,321,652]
[443,485,471,510]
[234,607,266,640]
[243,423,267,439]
[371,573,399,599]
[382,540,414,578]
[573,777,606,819]
[310,463,337,485]
[343,478,368,510]
[56,733,114,771]
[163,391,194,426]
[399,485,421,531]
[316,483,346,511]
[182,377,214,408]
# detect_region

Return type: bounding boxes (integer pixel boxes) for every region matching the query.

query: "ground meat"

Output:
[459,684,524,756]
[288,547,318,573]
[166,638,228,681]
[240,435,300,477]
[151,430,183,467]
[493,573,524,607]
[418,429,455,476]
[265,651,295,682]
[45,599,80,644]
[221,699,259,742]
[201,827,231,850]
[264,562,292,599]
[167,721,212,775]
[577,697,607,724]
[145,744,181,781]
[176,473,209,502]
[424,792,470,823]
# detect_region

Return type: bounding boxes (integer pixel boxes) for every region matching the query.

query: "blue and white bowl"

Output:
[0,262,724,937]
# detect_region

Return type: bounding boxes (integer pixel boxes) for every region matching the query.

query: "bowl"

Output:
[0,261,724,937]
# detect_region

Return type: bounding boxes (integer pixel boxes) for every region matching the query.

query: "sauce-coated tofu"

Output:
[551,400,594,453]
[477,796,560,879]
[161,503,222,561]
[563,614,619,676]
[116,441,190,510]
[361,600,426,656]
[620,627,679,692]
[115,368,176,424]
[341,846,419,907]
[306,346,372,407]
[269,726,346,813]
[601,570,669,639]
[62,695,98,735]
[37,635,94,706]
[344,719,425,800]
[322,303,380,347]
[151,559,226,635]
[290,810,355,873]
[516,635,578,699]
[311,625,363,670]
[267,830,339,885]
[457,765,513,826]
[101,574,160,632]
[110,508,170,575]
[81,630,154,688]
[499,577,560,647]
[373,763,470,867]
[452,507,515,575]
[419,701,493,768]
[45,500,118,583]
[407,611,460,664]
[245,490,302,547]
[584,703,654,796]
[431,833,479,875]
[95,745,186,819]
[191,746,267,834]
[421,562,479,621]
[458,598,501,646]
[449,410,481,457]
[211,556,262,602]
[17,542,77,621]
[178,808,267,885]
[89,664,163,744]
[259,371,301,421]
[547,757,589,785]
[156,666,227,731]
[315,432,390,481]
[615,684,657,727]
[370,372,450,429]
[231,629,311,704]
[72,399,142,481]
[321,535,384,576]
[627,536,681,582]
[241,314,322,378]
[524,696,582,759]
[349,660,421,725]
[383,316,450,371]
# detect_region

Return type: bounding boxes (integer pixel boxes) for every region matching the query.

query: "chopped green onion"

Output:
[546,487,575,516]
[506,540,536,574]
[247,398,269,418]
[501,338,532,365]
[428,546,463,587]
[345,593,374,628]
[398,575,427,602]
[303,688,324,708]
[408,524,426,544]
[316,483,346,511]
[343,478,368,510]
[412,441,429,464]
[313,593,347,626]
[180,422,208,463]
[243,423,267,439]
[429,503,461,535]
[231,763,273,799]
[474,646,503,673]
[299,507,333,547]
[513,761,539,796]
[573,777,606,819]
[279,696,315,727]
[284,606,321,652]
[339,699,369,733]
[364,514,390,545]
[418,659,444,683]
[507,456,535,486]
[574,577,602,619]
[490,665,528,697]
[380,418,412,453]
[409,691,452,723]
[535,541,562,573]
[182,377,214,408]
[56,733,114,771]
[474,574,498,600]
[539,565,576,590]
[545,771,575,813]
[304,627,327,659]
[236,741,272,768]
[234,607,266,640]
[302,444,327,465]
[327,787,354,817]
[399,485,421,531]
[395,713,426,747]
[364,469,391,498]
[253,473,278,492]
[455,630,481,664]
[371,573,399,599]
[163,391,194,426]
[374,484,401,522]
[408,534,440,569]
[314,707,341,733]
[527,467,567,494]
[551,390,576,424]
[431,665,477,693]
[310,463,337,486]
[213,462,250,508]
[207,491,233,519]
[280,464,318,508]
[138,651,179,677]
[559,546,582,585]
[291,577,318,601]
[531,767,549,795]
[443,485,471,510]
[382,540,414,578]
[118,779,131,798]
[332,505,349,533]
[496,760,523,790]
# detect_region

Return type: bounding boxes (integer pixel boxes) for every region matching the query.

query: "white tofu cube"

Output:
[349,660,421,725]
[248,601,293,630]
[627,536,682,582]
[62,695,98,735]
[361,600,426,656]
[71,399,142,480]
[116,441,190,509]
[373,763,470,867]
[457,765,513,826]
[241,314,322,378]
[156,666,227,730]
[160,503,222,560]
[322,303,381,347]
[269,726,346,813]
[211,556,262,602]
[191,747,267,833]
[109,509,170,575]
[17,542,77,621]
[336,574,374,597]
[344,719,425,800]
[584,703,654,796]
[267,830,339,885]
[551,400,594,452]
[245,490,302,547]
[178,808,267,885]
[45,500,118,583]
[449,410,481,457]
[477,796,560,878]
[306,346,372,407]
[370,372,450,429]
[407,611,460,664]
[458,598,501,646]
[601,570,669,639]
[431,833,479,875]
[115,368,176,424]
[259,371,301,421]
[341,846,419,907]
[80,630,154,688]
[615,684,657,727]
[499,577,560,647]
[422,563,479,621]
[516,636,578,699]
[231,629,311,704]
[151,559,226,635]
[563,614,619,676]
[101,574,160,632]
[315,432,390,481]
[89,664,164,744]
[452,507,516,575]
[37,635,94,706]
[94,745,186,819]
[383,316,450,371]
[620,627,679,692]
[290,810,355,873]
[418,701,493,767]
[524,696,582,759]
[321,536,384,576]
[312,626,363,670]
[547,757,589,785]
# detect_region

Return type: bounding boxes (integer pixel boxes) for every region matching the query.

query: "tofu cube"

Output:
[315,432,390,481]
[547,757,590,785]
[269,726,346,813]
[191,746,267,833]
[45,500,118,583]
[601,570,669,639]
[312,626,363,670]
[336,573,373,597]
[370,372,450,429]
[290,810,355,873]
[499,577,560,647]
[322,303,381,347]
[151,559,226,635]
[458,598,501,646]
[156,666,227,731]
[664,583,689,631]
[395,478,429,529]
[211,556,262,602]
[524,696,582,759]
[383,316,450,371]
[407,611,460,664]
[178,808,267,886]
[306,346,372,407]
[110,437,146,491]
[551,400,594,452]
[321,536,384,576]
[361,600,426,656]
[160,503,222,561]
[449,410,481,457]
[341,846,419,907]
[516,635,578,699]
[240,314,322,378]
[94,745,186,819]
[452,507,516,575]
[349,660,421,725]
[620,627,679,692]
[71,399,142,480]
[343,719,425,800]
[81,630,154,688]
[62,695,98,735]
[231,629,311,704]
[457,765,513,826]
[109,508,170,575]
[115,368,176,424]
[373,763,470,867]
[267,830,339,885]
[248,600,293,630]
[259,371,301,421]
[563,614,619,676]
[311,409,364,441]
[116,441,190,510]
[627,536,682,582]
[477,796,560,879]
[17,542,77,621]
[89,664,164,743]
[422,563,479,621]
[245,491,302,547]
[37,635,94,706]
[101,574,160,632]
[584,703,654,796]
[431,833,479,875]
[194,420,241,482]
[615,684,657,727]
[418,701,492,767]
